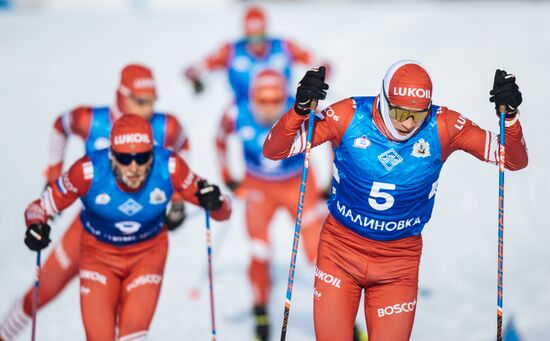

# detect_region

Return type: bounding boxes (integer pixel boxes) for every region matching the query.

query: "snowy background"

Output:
[0,1,549,340]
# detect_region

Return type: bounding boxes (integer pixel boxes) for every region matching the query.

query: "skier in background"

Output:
[0,64,191,340]
[20,115,231,341]
[183,5,330,105]
[263,62,528,340]
[215,69,325,341]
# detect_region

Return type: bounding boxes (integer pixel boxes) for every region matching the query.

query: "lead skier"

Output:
[263,61,528,340]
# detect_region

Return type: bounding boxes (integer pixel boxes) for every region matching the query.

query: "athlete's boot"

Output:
[253,305,270,341]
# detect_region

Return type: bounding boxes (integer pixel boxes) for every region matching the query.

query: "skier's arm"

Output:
[169,153,232,221]
[438,109,528,170]
[262,98,354,160]
[185,43,232,80]
[27,156,93,225]
[215,104,238,184]
[46,106,93,182]
[285,40,331,77]
[163,113,191,162]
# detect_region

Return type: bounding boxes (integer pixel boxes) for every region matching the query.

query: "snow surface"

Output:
[0,2,549,340]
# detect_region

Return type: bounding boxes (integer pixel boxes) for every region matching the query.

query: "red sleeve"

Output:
[204,43,232,70]
[169,153,231,221]
[437,108,528,170]
[215,104,237,183]
[46,106,93,182]
[163,113,190,160]
[33,156,93,220]
[285,40,313,64]
[262,98,355,160]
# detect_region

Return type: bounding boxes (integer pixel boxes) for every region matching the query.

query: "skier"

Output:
[263,61,528,340]
[0,64,190,340]
[183,5,330,104]
[215,69,325,341]
[21,114,231,341]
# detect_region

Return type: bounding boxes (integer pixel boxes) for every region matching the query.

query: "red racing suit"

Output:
[25,152,230,341]
[263,97,528,340]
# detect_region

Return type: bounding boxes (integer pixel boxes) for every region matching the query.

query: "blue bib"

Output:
[80,147,174,245]
[227,38,292,104]
[235,97,303,180]
[85,108,169,153]
[327,97,443,241]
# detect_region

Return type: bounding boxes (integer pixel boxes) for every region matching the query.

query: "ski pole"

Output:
[496,106,506,341]
[204,209,217,341]
[31,250,41,341]
[280,99,318,341]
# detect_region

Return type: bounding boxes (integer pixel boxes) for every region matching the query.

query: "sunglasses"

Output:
[388,105,430,122]
[112,150,153,166]
[129,96,156,107]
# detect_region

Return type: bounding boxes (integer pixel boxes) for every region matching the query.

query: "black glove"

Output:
[195,180,224,211]
[191,78,205,94]
[322,186,332,200]
[166,202,186,231]
[24,223,51,251]
[224,180,241,193]
[489,69,522,117]
[294,66,329,116]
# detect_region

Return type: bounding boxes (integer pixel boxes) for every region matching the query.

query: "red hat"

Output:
[251,69,286,99]
[383,60,432,110]
[244,6,266,36]
[118,64,157,97]
[111,114,153,153]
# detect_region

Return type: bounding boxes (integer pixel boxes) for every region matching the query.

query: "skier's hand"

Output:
[321,186,332,200]
[224,180,241,193]
[25,223,51,251]
[184,67,205,94]
[294,66,329,116]
[195,180,224,211]
[166,201,186,231]
[489,69,522,116]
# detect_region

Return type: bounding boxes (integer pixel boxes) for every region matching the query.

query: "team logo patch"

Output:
[411,138,431,158]
[353,135,371,149]
[378,148,403,171]
[118,198,143,216]
[95,193,111,205]
[149,188,167,205]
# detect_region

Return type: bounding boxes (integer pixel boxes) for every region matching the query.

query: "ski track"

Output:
[0,2,548,340]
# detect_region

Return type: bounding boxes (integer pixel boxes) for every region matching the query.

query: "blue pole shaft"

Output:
[496,111,505,341]
[280,102,317,341]
[205,209,217,341]
[31,250,41,341]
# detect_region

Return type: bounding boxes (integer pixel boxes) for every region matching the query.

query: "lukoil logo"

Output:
[377,299,417,317]
[392,87,431,99]
[133,78,155,89]
[114,133,150,145]
[315,267,342,288]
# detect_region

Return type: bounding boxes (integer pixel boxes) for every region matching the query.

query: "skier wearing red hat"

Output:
[216,69,325,340]
[20,114,231,341]
[263,61,528,340]
[0,64,191,340]
[184,5,330,105]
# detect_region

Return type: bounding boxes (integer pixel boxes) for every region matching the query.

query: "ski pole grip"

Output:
[310,99,318,111]
[498,104,506,115]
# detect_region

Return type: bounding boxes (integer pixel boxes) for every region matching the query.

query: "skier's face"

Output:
[252,87,286,124]
[111,151,153,189]
[122,94,157,120]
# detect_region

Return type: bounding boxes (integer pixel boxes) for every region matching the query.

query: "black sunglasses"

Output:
[112,150,153,166]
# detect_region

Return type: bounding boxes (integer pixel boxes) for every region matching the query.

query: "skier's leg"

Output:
[245,186,278,306]
[364,236,422,341]
[118,232,168,340]
[79,233,121,341]
[313,216,365,341]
